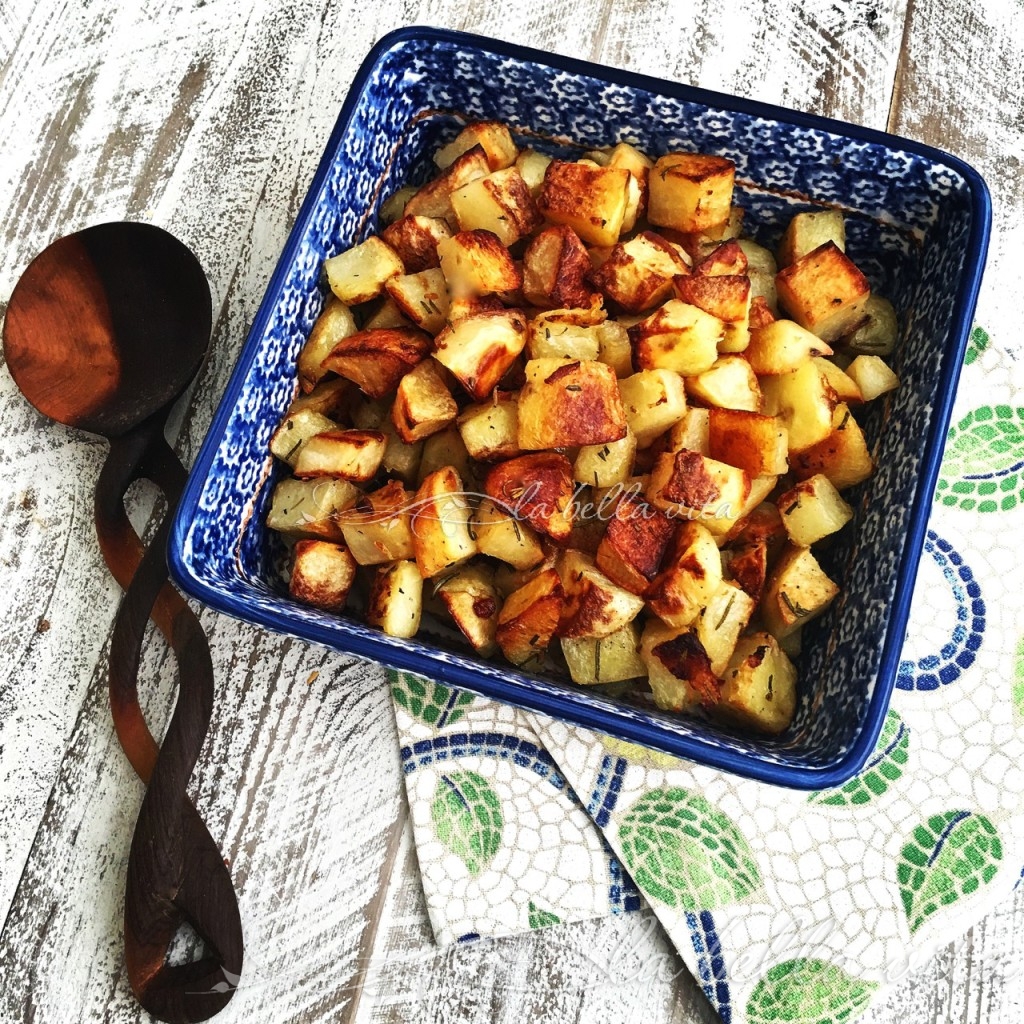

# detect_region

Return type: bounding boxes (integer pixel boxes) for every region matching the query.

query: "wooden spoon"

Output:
[3,222,243,1022]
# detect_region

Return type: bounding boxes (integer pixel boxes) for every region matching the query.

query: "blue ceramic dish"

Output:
[168,25,990,788]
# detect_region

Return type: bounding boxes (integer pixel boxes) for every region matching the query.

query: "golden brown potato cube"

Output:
[720,475,781,544]
[324,236,404,305]
[518,358,627,449]
[777,473,854,546]
[472,497,546,570]
[366,560,423,639]
[813,356,863,405]
[447,294,505,323]
[648,153,735,234]
[515,147,553,195]
[457,394,521,462]
[561,622,645,685]
[745,319,834,375]
[618,369,688,448]
[597,320,634,378]
[404,145,490,222]
[450,168,542,246]
[640,621,720,711]
[484,452,575,542]
[293,429,387,482]
[777,209,846,268]
[339,480,416,565]
[790,403,875,490]
[297,297,358,393]
[287,377,354,421]
[685,356,762,412]
[289,539,358,612]
[595,492,676,596]
[724,539,768,603]
[608,141,653,218]
[433,309,528,400]
[761,544,839,639]
[693,240,748,278]
[708,408,789,477]
[380,215,452,273]
[647,450,751,535]
[270,408,340,466]
[590,231,691,313]
[574,428,637,488]
[527,303,605,361]
[775,241,871,342]
[434,121,518,172]
[629,299,723,377]
[714,632,797,734]
[384,268,450,334]
[672,273,751,348]
[537,160,632,246]
[418,425,475,487]
[437,229,521,297]
[730,501,787,553]
[845,355,899,401]
[696,579,756,675]
[646,520,723,629]
[266,477,359,541]
[391,359,458,443]
[662,407,710,455]
[748,295,777,330]
[556,550,645,639]
[436,564,502,655]
[495,569,564,666]
[321,326,432,399]
[522,225,598,309]
[411,467,478,579]
[760,360,838,453]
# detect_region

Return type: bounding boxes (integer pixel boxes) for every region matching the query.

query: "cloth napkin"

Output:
[389,323,1024,1024]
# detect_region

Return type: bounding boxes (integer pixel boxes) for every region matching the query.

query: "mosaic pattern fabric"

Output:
[393,323,1024,1022]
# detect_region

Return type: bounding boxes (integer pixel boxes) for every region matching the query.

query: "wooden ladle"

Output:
[3,222,243,1021]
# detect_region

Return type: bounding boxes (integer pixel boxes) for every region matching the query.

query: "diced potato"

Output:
[418,425,475,486]
[574,429,637,488]
[293,429,387,482]
[640,620,720,711]
[411,467,478,578]
[597,320,634,378]
[297,297,358,392]
[745,319,833,375]
[522,225,596,309]
[775,241,871,342]
[436,229,521,296]
[843,295,898,355]
[777,209,846,267]
[777,473,854,546]
[720,475,781,544]
[693,240,748,277]
[321,327,432,399]
[537,160,632,246]
[707,408,789,477]
[673,272,751,352]
[760,360,838,453]
[349,394,390,431]
[515,148,553,195]
[723,539,768,602]
[696,579,756,675]
[287,377,353,421]
[737,238,779,315]
[385,268,450,334]
[391,358,458,443]
[663,408,710,456]
[556,550,645,639]
[685,355,761,412]
[495,568,564,666]
[846,355,900,401]
[436,564,502,654]
[646,520,723,628]
[362,295,413,330]
[618,369,688,448]
[761,544,839,639]
[484,452,575,542]
[324,236,404,305]
[435,120,518,171]
[595,492,676,595]
[450,168,542,245]
[748,296,776,329]
[518,358,627,449]
[790,403,875,490]
[266,477,359,541]
[380,417,423,484]
[433,309,528,400]
[380,215,452,272]
[366,560,423,639]
[339,480,417,564]
[590,231,690,312]
[714,632,797,734]
[629,299,723,376]
[647,450,750,535]
[457,394,521,462]
[648,153,735,233]
[403,145,490,222]
[562,622,645,684]
[527,304,605,361]
[270,408,340,466]
[813,356,863,404]
[289,539,357,612]
[729,501,787,552]
[473,498,546,569]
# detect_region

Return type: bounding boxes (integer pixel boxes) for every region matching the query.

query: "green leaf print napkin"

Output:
[390,325,1024,1023]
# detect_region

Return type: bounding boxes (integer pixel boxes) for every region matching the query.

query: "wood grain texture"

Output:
[1,0,1023,1022]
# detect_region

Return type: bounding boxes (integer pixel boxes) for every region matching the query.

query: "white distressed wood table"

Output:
[1,1,1022,1021]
